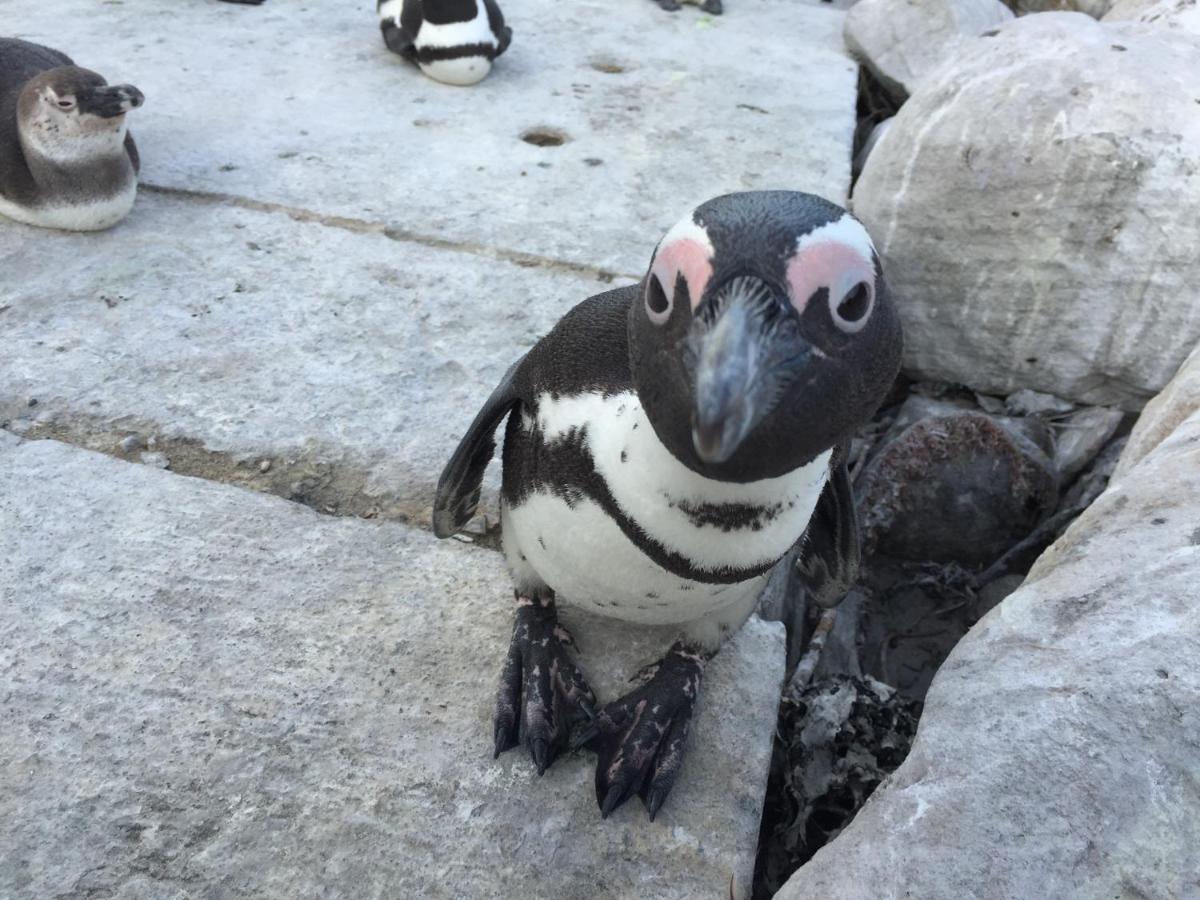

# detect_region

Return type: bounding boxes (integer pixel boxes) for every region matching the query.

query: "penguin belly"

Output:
[0,180,137,231]
[501,390,832,626]
[414,18,498,86]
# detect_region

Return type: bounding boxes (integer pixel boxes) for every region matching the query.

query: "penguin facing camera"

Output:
[0,38,143,231]
[433,191,903,820]
[377,0,512,86]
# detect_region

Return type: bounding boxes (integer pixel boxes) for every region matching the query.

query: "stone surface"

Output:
[779,392,1200,898]
[0,437,785,899]
[1115,339,1200,479]
[5,0,856,277]
[844,0,1012,101]
[1105,0,1200,32]
[0,191,597,526]
[1052,404,1125,480]
[1009,0,1116,17]
[852,14,1200,410]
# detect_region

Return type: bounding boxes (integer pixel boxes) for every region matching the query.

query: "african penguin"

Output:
[377,0,512,86]
[0,38,143,232]
[434,191,903,820]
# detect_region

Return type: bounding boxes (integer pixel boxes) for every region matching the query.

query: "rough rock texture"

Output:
[778,388,1200,898]
[852,14,1200,410]
[5,0,856,276]
[0,437,785,899]
[1008,0,1115,18]
[0,192,595,527]
[1115,340,1200,479]
[844,0,1013,101]
[1104,0,1200,32]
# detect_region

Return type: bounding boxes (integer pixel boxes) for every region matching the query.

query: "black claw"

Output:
[491,593,595,778]
[601,783,628,819]
[647,787,667,822]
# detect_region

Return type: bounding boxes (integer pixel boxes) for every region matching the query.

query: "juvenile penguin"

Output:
[434,191,903,819]
[377,0,512,86]
[0,38,143,231]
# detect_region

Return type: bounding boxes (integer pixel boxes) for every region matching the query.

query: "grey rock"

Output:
[0,438,785,899]
[1004,388,1074,418]
[857,412,1058,566]
[851,117,894,178]
[852,14,1200,410]
[1010,0,1116,17]
[1115,339,1200,479]
[5,0,857,276]
[1104,0,1200,32]
[1051,405,1125,480]
[779,392,1200,900]
[843,0,1013,102]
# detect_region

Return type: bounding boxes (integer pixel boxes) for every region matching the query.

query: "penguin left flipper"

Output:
[432,357,524,538]
[574,642,708,821]
[795,446,861,609]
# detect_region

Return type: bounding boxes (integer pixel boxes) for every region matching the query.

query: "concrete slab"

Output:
[6,0,857,276]
[0,191,604,525]
[0,437,785,899]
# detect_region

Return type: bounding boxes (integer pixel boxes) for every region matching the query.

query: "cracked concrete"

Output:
[1,0,857,527]
[0,436,785,899]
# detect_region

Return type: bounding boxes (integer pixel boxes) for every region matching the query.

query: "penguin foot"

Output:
[655,0,684,11]
[574,642,709,821]
[493,591,597,775]
[701,0,724,13]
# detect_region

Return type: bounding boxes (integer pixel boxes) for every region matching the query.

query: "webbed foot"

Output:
[493,592,596,775]
[575,642,709,820]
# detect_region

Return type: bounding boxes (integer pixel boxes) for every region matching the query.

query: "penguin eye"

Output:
[54,97,76,110]
[645,274,672,325]
[829,281,874,333]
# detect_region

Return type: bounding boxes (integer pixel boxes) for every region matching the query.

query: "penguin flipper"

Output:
[795,446,860,609]
[432,356,524,538]
[124,132,140,175]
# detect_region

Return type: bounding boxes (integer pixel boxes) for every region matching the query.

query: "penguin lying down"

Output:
[0,38,143,232]
[377,0,512,87]
[434,191,904,820]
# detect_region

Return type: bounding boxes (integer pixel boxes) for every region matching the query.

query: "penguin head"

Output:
[19,67,144,157]
[628,191,902,482]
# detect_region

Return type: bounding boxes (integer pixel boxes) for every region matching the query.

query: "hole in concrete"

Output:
[521,127,568,147]
[590,58,628,74]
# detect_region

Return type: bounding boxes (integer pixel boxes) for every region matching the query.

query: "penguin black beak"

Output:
[689,276,810,465]
[81,84,145,118]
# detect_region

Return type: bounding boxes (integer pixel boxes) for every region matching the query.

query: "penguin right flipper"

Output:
[124,132,140,175]
[795,446,860,609]
[482,0,512,58]
[432,356,525,538]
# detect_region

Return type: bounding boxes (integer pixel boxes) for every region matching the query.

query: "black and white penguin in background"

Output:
[377,0,512,86]
[434,191,903,819]
[0,38,143,231]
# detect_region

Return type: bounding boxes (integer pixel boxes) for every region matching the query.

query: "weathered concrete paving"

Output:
[0,191,599,525]
[0,437,784,899]
[1,0,857,525]
[7,0,856,276]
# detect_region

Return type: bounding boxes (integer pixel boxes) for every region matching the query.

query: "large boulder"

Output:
[1104,0,1200,33]
[1114,339,1200,478]
[843,0,1013,101]
[852,14,1200,410]
[778,354,1200,899]
[1008,0,1115,18]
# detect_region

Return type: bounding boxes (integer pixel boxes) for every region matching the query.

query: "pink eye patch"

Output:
[651,236,714,311]
[785,241,875,315]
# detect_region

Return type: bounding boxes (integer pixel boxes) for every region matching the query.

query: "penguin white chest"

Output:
[502,391,831,627]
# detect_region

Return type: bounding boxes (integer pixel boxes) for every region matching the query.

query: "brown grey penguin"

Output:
[0,38,143,231]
